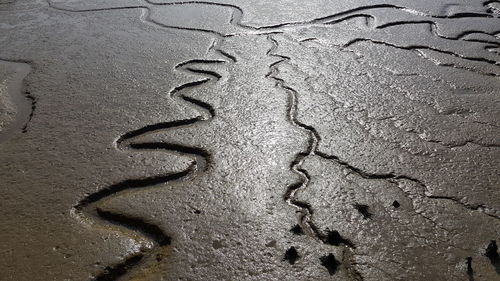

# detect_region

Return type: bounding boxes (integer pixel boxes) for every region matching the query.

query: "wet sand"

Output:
[1,0,499,280]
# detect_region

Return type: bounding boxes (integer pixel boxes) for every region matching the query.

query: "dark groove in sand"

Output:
[73,57,226,280]
[265,35,367,280]
[265,30,499,278]
[345,38,499,66]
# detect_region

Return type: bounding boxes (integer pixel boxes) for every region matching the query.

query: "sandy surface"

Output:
[1,0,499,280]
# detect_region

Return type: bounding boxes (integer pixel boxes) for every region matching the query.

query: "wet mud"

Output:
[1,0,499,280]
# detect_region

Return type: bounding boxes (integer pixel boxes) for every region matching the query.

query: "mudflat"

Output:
[1,0,499,280]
